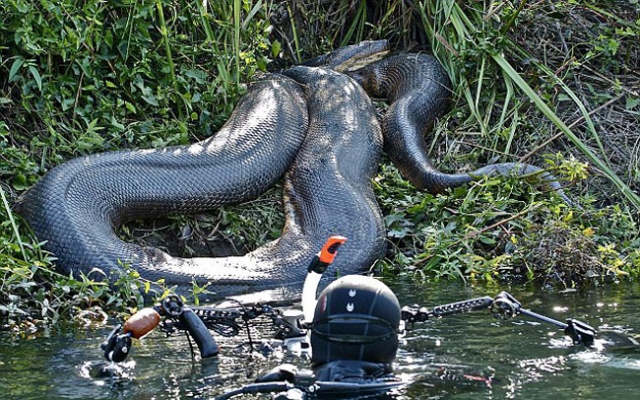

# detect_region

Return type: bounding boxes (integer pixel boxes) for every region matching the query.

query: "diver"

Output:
[218,274,407,399]
[101,236,609,399]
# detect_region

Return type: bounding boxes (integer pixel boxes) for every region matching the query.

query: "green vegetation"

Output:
[1,1,639,330]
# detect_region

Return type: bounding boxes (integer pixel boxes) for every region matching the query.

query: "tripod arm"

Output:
[401,291,597,347]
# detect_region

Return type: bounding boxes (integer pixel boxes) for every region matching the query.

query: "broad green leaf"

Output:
[28,65,42,91]
[8,57,24,81]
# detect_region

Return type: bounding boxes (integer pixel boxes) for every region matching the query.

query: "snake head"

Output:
[302,40,390,72]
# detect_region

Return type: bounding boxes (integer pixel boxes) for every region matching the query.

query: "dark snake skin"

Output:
[15,42,572,300]
[15,64,384,300]
[16,76,311,298]
[350,53,574,204]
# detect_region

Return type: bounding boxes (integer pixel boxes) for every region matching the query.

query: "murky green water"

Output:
[1,280,639,399]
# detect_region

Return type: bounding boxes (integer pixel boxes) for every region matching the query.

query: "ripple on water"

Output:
[2,281,640,398]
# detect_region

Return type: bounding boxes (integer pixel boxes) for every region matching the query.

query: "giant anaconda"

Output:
[15,41,572,300]
[348,52,573,202]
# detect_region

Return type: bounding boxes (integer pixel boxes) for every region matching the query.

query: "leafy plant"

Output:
[0,0,286,330]
[1,0,639,331]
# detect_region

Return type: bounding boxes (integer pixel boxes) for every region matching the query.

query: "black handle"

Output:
[180,308,219,358]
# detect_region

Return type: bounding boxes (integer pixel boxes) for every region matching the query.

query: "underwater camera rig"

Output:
[101,235,598,365]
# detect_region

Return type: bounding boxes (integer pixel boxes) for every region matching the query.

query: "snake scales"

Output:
[15,41,571,300]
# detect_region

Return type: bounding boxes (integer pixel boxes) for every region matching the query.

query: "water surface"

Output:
[1,280,639,399]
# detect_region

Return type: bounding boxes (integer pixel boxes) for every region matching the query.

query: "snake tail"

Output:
[351,53,577,206]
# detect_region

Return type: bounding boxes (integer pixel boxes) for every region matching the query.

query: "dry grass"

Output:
[511,1,640,201]
[270,1,640,207]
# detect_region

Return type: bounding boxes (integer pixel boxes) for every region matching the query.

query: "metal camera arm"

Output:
[101,236,348,363]
[101,295,219,362]
[101,232,598,365]
[401,291,597,347]
[490,291,597,346]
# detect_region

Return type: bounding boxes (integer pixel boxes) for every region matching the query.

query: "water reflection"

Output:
[1,280,639,399]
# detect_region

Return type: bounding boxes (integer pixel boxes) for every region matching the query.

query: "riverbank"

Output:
[1,1,639,330]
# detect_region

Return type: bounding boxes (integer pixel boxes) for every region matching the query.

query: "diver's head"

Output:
[310,275,401,367]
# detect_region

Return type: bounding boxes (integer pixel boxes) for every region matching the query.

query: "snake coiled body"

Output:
[16,76,311,297]
[16,42,572,300]
[16,65,384,299]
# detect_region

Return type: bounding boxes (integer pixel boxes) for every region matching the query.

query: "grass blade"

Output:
[492,53,640,208]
